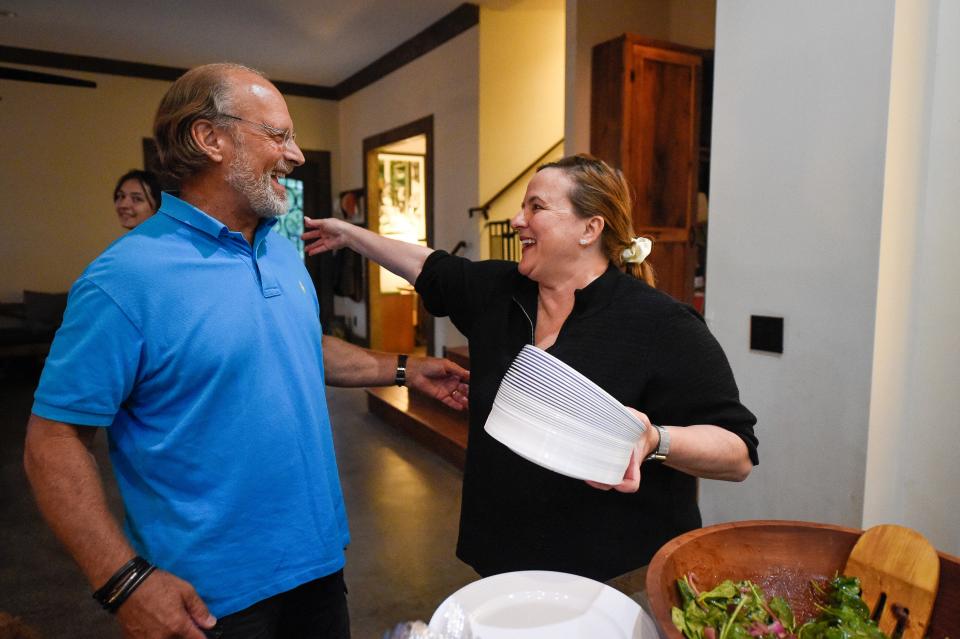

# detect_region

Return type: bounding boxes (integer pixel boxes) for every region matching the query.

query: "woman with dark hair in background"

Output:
[113,169,161,230]
[303,154,758,582]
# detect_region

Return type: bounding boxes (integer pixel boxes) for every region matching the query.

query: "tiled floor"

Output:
[0,367,477,638]
[330,388,477,636]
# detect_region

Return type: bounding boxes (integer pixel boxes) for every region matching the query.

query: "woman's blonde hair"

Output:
[537,154,655,286]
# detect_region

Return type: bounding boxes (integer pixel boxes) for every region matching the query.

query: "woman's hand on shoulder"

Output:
[303,217,353,255]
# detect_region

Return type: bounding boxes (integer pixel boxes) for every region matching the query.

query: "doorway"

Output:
[279,150,334,332]
[362,117,434,356]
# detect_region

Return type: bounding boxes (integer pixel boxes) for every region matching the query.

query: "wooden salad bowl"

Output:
[645,520,960,639]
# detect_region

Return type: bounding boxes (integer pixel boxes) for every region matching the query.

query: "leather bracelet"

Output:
[92,556,140,603]
[109,563,155,612]
[395,354,408,387]
[92,555,155,613]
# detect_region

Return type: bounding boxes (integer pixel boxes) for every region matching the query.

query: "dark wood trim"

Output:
[362,115,435,355]
[268,80,337,101]
[334,3,479,99]
[612,33,713,57]
[361,116,434,159]
[0,45,184,81]
[0,3,478,101]
[0,45,337,100]
[0,64,96,88]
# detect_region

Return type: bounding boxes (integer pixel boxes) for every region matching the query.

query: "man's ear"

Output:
[191,119,229,164]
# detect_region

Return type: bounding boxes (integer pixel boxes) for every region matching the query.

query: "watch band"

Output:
[395,354,408,387]
[646,424,670,462]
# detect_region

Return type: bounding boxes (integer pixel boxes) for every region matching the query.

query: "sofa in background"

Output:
[0,290,68,364]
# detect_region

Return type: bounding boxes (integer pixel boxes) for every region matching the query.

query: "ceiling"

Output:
[0,1,501,87]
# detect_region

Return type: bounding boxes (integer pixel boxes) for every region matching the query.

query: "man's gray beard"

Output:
[227,146,289,218]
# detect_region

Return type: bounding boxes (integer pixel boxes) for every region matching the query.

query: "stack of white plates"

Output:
[483,345,645,485]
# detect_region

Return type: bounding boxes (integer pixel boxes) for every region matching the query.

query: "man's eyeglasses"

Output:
[219,113,297,149]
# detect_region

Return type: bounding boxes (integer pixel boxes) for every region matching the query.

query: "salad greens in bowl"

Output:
[671,573,887,639]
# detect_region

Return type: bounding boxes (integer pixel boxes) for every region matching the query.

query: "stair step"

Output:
[366,386,468,470]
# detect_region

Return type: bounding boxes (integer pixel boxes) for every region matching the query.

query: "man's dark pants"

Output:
[210,569,350,639]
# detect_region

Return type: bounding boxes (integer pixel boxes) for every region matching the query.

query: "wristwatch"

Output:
[646,424,670,462]
[395,354,408,387]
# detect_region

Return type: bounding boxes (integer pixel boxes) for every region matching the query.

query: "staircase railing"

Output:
[468,139,564,220]
[485,220,520,262]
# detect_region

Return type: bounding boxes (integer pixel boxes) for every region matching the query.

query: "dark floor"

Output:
[0,362,477,638]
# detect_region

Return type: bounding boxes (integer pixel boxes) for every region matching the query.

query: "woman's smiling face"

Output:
[511,168,586,283]
[114,179,156,230]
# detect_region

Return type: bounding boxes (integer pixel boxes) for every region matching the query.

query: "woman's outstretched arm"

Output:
[303,217,433,285]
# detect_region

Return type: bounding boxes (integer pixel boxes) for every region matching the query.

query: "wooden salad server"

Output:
[844,524,940,639]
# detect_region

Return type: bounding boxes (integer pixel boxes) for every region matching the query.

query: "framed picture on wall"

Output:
[338,188,366,225]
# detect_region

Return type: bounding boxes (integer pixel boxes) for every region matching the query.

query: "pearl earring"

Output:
[579,238,588,246]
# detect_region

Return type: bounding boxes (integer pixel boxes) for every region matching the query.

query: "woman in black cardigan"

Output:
[303,154,758,581]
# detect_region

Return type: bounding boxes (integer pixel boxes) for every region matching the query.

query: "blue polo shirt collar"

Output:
[159,192,278,241]
[159,192,282,297]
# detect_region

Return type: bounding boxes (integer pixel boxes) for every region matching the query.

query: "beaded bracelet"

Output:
[92,556,156,613]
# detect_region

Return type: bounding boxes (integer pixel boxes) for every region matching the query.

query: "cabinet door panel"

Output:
[635,228,695,303]
[629,45,701,231]
[590,36,706,304]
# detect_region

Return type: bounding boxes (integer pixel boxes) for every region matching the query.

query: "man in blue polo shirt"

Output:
[23,63,469,639]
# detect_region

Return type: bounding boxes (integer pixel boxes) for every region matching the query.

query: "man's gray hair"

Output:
[153,63,266,182]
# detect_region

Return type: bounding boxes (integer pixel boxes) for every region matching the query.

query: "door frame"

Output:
[361,116,434,356]
[293,150,334,333]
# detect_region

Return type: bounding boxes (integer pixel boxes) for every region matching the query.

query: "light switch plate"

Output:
[750,315,783,353]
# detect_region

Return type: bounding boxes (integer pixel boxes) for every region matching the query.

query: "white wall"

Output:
[701,1,896,528]
[0,65,338,302]
[337,28,480,349]
[864,0,960,554]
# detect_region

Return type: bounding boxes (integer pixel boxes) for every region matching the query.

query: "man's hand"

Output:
[116,570,216,639]
[405,356,470,410]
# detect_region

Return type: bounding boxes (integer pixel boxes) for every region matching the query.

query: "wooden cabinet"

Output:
[591,35,709,304]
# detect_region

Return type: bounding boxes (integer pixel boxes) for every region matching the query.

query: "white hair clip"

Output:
[621,237,652,264]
